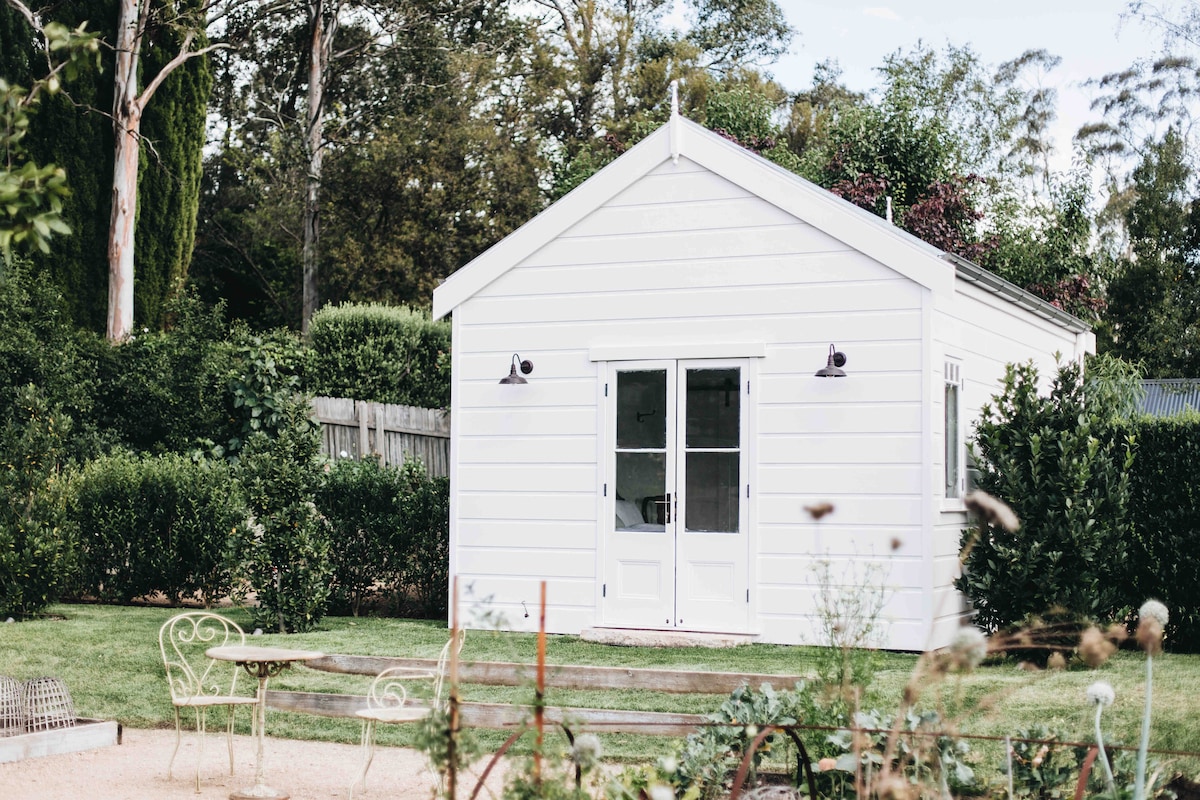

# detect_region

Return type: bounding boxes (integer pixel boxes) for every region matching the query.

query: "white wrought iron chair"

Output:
[159,611,260,792]
[350,629,465,798]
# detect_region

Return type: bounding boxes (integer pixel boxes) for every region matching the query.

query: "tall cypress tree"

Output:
[135,6,213,329]
[0,0,211,333]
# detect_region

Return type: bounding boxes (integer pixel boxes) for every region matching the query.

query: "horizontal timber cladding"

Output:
[312,396,448,476]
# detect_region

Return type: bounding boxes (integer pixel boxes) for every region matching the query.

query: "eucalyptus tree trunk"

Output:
[301,0,337,335]
[106,0,143,341]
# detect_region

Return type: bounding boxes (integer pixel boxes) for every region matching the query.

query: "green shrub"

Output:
[233,395,332,632]
[0,262,96,439]
[1121,413,1200,652]
[0,386,75,617]
[307,303,450,408]
[316,457,407,616]
[959,355,1137,631]
[395,459,449,619]
[68,451,246,604]
[86,293,235,455]
[220,328,308,460]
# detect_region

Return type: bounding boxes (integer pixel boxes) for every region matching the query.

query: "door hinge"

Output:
[602,583,606,598]
[604,383,608,397]
[746,589,750,603]
[603,483,607,497]
[746,380,750,395]
[746,484,750,498]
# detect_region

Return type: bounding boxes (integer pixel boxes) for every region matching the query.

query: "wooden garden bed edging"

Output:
[264,654,808,736]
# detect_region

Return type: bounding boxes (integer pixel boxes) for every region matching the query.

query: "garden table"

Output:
[206,644,324,800]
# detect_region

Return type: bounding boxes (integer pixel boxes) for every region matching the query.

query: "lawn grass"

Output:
[3,604,1198,782]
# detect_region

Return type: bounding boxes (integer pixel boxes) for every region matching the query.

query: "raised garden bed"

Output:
[0,718,121,763]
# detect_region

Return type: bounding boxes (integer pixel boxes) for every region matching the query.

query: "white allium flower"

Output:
[950,627,989,670]
[1139,600,1169,627]
[571,733,602,769]
[648,786,675,800]
[1086,680,1115,707]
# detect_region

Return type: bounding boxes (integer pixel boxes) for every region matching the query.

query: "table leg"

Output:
[230,673,288,800]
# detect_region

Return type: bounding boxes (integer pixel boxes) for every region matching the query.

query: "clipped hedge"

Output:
[1122,412,1200,652]
[307,303,450,408]
[69,452,247,605]
[317,456,449,619]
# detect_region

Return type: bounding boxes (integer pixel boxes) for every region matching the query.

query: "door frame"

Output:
[595,357,757,633]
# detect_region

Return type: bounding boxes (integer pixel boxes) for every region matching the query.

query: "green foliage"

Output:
[1101,130,1200,376]
[133,4,213,330]
[1002,726,1078,799]
[0,386,75,617]
[0,19,100,264]
[316,457,406,616]
[233,395,332,633]
[306,303,450,408]
[1119,412,1200,652]
[68,450,246,604]
[223,329,307,458]
[395,459,450,619]
[86,292,234,455]
[0,261,94,427]
[959,355,1139,631]
[662,682,809,799]
[826,709,978,797]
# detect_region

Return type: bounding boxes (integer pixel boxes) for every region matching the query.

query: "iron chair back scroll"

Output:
[159,611,260,792]
[350,628,465,798]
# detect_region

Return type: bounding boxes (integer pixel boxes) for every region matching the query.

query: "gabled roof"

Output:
[432,114,1087,335]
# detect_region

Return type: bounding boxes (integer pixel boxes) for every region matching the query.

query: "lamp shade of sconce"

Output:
[814,344,847,378]
[500,354,535,384]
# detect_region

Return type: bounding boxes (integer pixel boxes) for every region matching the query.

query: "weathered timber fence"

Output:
[266,656,808,735]
[312,397,449,477]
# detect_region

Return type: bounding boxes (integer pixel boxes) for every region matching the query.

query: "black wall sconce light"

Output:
[500,354,534,384]
[815,344,847,378]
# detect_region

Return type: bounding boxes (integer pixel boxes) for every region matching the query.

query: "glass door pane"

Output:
[615,370,668,532]
[683,368,740,533]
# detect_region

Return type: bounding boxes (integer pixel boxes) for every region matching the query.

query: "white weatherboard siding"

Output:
[450,155,931,647]
[924,282,1093,645]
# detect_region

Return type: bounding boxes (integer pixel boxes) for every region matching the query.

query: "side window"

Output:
[944,361,963,499]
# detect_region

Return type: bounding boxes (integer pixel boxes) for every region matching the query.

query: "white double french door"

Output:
[601,360,749,633]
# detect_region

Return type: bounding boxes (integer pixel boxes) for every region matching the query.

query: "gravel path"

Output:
[0,726,494,800]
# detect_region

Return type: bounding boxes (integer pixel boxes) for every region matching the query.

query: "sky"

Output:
[685,1,1172,169]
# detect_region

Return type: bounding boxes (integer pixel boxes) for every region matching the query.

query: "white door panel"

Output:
[602,360,748,632]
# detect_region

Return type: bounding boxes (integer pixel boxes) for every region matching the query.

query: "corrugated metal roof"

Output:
[1140,379,1200,416]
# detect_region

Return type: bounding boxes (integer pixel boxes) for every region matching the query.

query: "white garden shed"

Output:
[431,110,1094,651]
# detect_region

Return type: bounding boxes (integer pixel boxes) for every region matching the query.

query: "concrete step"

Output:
[580,627,758,648]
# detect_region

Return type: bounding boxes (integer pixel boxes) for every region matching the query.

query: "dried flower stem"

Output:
[1135,654,1153,800]
[1093,702,1116,797]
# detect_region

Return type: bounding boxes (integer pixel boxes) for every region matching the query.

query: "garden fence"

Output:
[312,397,449,477]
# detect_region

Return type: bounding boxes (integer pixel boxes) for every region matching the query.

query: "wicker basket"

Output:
[0,676,23,737]
[23,677,76,732]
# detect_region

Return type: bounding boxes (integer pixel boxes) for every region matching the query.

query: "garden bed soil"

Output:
[0,726,493,799]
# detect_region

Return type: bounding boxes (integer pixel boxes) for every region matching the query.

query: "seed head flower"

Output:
[1087,680,1115,707]
[1139,600,1169,627]
[963,491,1020,532]
[1137,599,1169,655]
[947,627,989,671]
[570,733,602,770]
[1079,626,1118,668]
[647,785,675,800]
